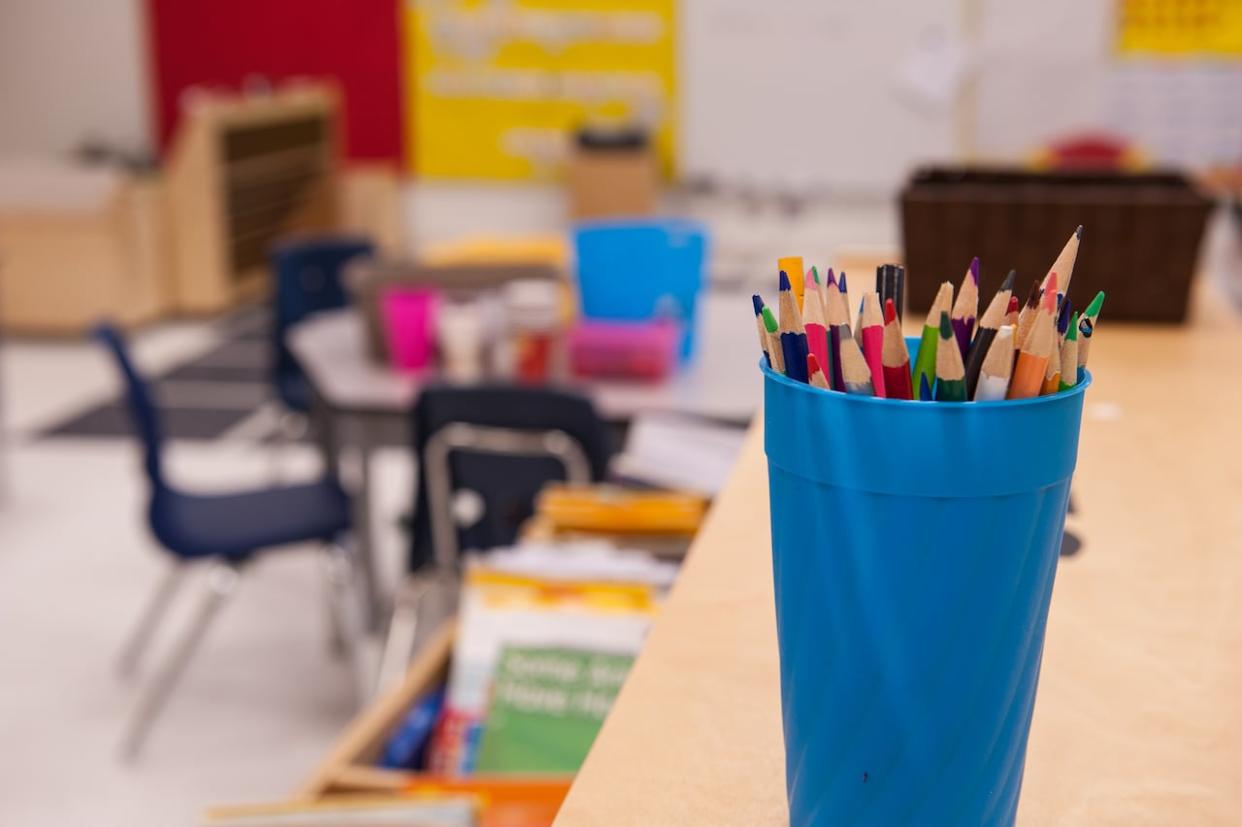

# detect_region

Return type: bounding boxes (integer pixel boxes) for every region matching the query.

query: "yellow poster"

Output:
[1116,0,1242,55]
[405,0,676,179]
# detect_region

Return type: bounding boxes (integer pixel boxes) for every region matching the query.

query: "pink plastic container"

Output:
[568,319,679,381]
[381,287,438,372]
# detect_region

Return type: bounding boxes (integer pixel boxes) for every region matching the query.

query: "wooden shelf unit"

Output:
[165,85,341,314]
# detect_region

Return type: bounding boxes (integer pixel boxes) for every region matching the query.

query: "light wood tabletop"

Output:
[555,282,1242,826]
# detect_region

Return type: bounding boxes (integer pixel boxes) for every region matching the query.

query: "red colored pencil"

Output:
[881,298,913,400]
[806,352,829,389]
[859,292,887,397]
[801,276,831,390]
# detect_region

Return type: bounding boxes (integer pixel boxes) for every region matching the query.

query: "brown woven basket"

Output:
[900,167,1215,323]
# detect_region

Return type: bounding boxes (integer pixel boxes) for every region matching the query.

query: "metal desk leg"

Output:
[348,414,384,633]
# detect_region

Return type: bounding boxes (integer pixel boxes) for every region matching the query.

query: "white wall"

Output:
[0,0,152,157]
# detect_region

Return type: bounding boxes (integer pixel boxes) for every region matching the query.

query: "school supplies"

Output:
[1059,313,1080,392]
[777,272,809,383]
[911,281,953,395]
[1009,274,1059,399]
[1042,225,1082,297]
[859,292,887,397]
[753,230,1103,404]
[802,277,832,388]
[934,311,968,401]
[752,294,773,369]
[876,263,905,321]
[963,269,1016,399]
[807,353,830,389]
[838,335,874,396]
[778,255,805,310]
[1077,290,1106,377]
[975,324,1016,401]
[760,306,784,374]
[881,298,914,400]
[950,257,980,360]
[824,271,851,391]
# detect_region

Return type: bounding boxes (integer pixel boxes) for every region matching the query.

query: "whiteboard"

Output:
[678,0,963,195]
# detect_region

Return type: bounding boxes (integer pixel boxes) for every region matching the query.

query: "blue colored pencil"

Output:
[778,271,809,382]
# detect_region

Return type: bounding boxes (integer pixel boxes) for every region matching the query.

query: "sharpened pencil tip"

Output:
[969,256,980,284]
[939,310,952,339]
[826,267,835,288]
[838,272,848,293]
[1085,290,1105,317]
[779,270,791,291]
[1075,224,1084,240]
[809,265,819,285]
[1001,269,1016,291]
[1065,311,1080,342]
[884,297,897,324]
[761,306,778,333]
[752,294,764,315]
[919,373,933,401]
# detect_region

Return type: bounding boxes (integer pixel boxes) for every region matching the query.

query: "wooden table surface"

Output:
[555,284,1242,826]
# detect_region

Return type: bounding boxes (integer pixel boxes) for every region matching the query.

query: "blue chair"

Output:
[573,218,708,360]
[94,324,355,759]
[270,235,374,413]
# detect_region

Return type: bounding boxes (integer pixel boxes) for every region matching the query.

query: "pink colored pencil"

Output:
[859,292,887,398]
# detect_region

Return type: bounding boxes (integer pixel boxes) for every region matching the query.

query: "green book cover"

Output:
[474,645,634,774]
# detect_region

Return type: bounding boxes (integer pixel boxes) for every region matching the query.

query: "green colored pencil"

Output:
[912,281,953,396]
[934,310,967,401]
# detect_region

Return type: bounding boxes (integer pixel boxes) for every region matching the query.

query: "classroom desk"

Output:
[555,287,1242,825]
[288,291,760,626]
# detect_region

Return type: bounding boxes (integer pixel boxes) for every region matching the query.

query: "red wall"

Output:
[145,0,404,162]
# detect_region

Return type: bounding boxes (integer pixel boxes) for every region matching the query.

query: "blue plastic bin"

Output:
[763,339,1090,826]
[573,218,707,360]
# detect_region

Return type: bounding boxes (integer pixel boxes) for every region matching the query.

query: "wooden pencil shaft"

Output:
[962,326,997,400]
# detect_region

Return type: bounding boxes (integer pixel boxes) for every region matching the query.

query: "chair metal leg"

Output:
[119,562,239,762]
[375,567,459,695]
[116,563,188,679]
[320,542,368,703]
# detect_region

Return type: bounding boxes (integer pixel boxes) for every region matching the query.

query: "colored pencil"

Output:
[1003,294,1020,328]
[950,256,980,359]
[806,352,830,389]
[1014,278,1043,350]
[802,274,831,386]
[877,263,906,321]
[1057,295,1074,340]
[779,256,805,310]
[1077,290,1106,378]
[918,373,934,401]
[1041,225,1082,297]
[778,271,809,382]
[824,272,851,392]
[808,266,829,326]
[911,281,953,398]
[963,269,1015,399]
[838,334,874,396]
[1008,274,1058,399]
[859,292,887,397]
[752,294,772,369]
[881,297,913,400]
[760,306,784,374]
[1058,312,1079,392]
[974,324,1015,401]
[934,311,967,401]
[1040,325,1062,395]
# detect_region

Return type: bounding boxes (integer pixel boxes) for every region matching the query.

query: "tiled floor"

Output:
[0,322,411,826]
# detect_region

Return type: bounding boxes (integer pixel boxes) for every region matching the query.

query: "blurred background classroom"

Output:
[0,0,1239,825]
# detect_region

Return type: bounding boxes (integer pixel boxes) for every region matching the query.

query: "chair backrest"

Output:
[92,323,164,489]
[270,235,374,410]
[409,385,612,572]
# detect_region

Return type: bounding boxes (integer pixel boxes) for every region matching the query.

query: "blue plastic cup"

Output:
[764,338,1090,827]
[573,218,707,361]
